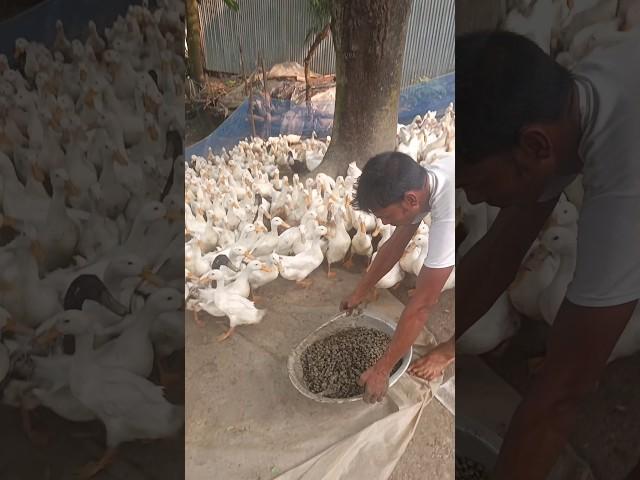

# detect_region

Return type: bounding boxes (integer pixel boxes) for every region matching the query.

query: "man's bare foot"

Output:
[408,339,455,381]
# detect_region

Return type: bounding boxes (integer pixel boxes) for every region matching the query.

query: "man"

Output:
[456,30,640,479]
[340,150,455,404]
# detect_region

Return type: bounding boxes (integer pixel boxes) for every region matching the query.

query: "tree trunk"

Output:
[313,0,412,178]
[186,0,204,84]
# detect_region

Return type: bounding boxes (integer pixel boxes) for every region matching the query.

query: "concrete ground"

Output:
[482,318,640,480]
[186,265,455,480]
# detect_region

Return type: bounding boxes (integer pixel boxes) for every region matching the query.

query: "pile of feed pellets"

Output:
[301,327,402,399]
[455,455,488,480]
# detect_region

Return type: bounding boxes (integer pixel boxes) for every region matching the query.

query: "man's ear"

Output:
[514,126,554,175]
[403,191,419,208]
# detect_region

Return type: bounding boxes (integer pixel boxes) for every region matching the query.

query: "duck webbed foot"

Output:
[217,326,236,342]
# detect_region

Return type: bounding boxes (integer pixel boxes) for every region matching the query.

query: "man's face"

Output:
[456,149,555,208]
[373,193,422,226]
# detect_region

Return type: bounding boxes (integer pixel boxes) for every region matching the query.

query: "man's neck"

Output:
[418,176,431,214]
[556,82,584,176]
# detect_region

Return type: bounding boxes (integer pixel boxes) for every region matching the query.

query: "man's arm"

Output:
[359,264,454,403]
[378,265,454,372]
[456,197,559,339]
[492,299,636,480]
[354,222,419,294]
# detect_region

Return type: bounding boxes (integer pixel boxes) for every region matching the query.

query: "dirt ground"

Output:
[186,74,241,147]
[185,265,455,480]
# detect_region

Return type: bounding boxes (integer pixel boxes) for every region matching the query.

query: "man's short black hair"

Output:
[456,30,573,164]
[353,151,427,212]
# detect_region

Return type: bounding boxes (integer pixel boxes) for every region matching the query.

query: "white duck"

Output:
[538,226,577,325]
[37,168,80,272]
[92,287,183,378]
[457,293,522,355]
[206,270,266,342]
[508,241,559,321]
[247,258,279,301]
[250,216,290,257]
[272,225,327,288]
[44,310,184,478]
[344,216,374,269]
[325,203,352,277]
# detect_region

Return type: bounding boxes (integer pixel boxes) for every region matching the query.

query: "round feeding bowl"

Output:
[287,310,412,404]
[455,415,502,475]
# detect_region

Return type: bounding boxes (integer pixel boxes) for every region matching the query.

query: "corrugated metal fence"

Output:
[198,0,455,87]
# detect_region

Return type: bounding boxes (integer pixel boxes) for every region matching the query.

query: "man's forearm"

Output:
[455,235,521,339]
[377,265,453,372]
[378,304,428,372]
[456,199,559,339]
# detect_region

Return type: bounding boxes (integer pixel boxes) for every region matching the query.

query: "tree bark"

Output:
[313,0,412,178]
[186,0,204,84]
[304,23,331,111]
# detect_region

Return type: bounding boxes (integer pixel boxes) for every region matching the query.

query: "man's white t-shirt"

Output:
[540,31,640,307]
[412,153,456,269]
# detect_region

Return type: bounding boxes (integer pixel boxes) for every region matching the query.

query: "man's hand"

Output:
[340,288,368,315]
[358,363,390,404]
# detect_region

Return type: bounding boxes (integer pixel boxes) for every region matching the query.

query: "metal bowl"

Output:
[287,309,413,404]
[455,414,502,472]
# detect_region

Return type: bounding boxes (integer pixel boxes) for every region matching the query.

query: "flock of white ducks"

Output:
[503,0,640,68]
[0,1,184,477]
[185,105,456,341]
[456,178,640,364]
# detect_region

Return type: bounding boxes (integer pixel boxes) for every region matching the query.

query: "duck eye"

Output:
[553,235,559,241]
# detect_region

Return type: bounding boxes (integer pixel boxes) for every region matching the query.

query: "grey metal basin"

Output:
[456,414,502,472]
[287,310,413,404]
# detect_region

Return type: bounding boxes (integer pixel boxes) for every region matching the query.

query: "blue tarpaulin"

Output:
[186,72,454,159]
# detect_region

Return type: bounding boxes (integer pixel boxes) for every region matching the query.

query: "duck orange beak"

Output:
[30,240,46,263]
[164,209,181,222]
[64,180,81,197]
[1,215,16,229]
[36,327,62,346]
[3,318,34,335]
[260,266,273,273]
[31,163,46,183]
[113,150,128,165]
[141,268,164,287]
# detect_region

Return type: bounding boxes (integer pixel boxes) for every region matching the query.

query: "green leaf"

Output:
[224,0,239,11]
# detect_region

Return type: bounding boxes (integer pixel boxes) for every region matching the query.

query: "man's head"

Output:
[456,30,576,207]
[353,152,428,226]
